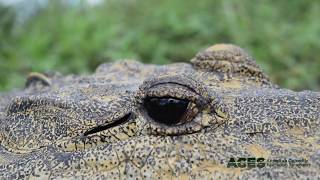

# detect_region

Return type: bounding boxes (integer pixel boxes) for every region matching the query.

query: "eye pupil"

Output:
[144,97,189,125]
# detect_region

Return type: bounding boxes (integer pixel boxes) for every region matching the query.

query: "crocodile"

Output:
[0,44,319,179]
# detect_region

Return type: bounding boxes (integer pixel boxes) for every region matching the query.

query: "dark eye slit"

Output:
[83,113,131,136]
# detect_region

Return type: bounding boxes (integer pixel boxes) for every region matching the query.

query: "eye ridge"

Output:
[149,82,198,94]
[144,96,191,126]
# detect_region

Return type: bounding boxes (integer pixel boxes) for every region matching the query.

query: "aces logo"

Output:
[227,157,266,168]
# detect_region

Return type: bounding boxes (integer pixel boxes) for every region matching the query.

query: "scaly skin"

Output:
[0,44,319,179]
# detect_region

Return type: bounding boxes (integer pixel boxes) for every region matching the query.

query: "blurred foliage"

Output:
[0,0,320,91]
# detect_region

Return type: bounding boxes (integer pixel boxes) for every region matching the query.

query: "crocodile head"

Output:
[0,44,319,179]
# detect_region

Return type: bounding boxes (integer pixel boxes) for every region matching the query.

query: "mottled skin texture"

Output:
[0,44,319,179]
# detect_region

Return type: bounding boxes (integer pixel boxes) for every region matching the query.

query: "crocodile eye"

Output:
[143,96,198,126]
[144,97,188,125]
[139,75,228,135]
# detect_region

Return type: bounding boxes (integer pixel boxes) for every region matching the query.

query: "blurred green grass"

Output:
[0,0,320,91]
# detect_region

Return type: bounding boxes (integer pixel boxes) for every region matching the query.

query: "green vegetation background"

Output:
[1,0,320,91]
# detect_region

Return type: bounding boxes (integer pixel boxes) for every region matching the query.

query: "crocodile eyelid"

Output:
[25,72,51,88]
